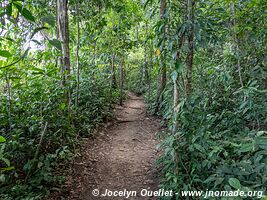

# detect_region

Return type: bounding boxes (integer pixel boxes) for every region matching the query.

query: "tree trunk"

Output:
[186,0,195,95]
[57,0,71,85]
[172,35,184,133]
[93,41,97,65]
[142,22,149,88]
[110,54,116,89]
[136,24,139,48]
[155,0,167,114]
[119,57,124,106]
[148,40,153,101]
[75,0,80,107]
[232,3,244,88]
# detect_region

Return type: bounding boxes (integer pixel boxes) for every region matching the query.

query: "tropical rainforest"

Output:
[0,0,266,199]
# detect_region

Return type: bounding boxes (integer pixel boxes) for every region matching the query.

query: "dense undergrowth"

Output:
[136,55,267,200]
[0,66,120,199]
[127,0,266,199]
[155,66,267,200]
[1,0,134,198]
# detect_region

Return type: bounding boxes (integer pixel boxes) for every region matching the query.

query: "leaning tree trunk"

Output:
[155,0,167,114]
[185,0,195,95]
[57,0,71,85]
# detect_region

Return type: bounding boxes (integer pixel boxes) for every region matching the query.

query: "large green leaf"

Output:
[48,39,62,51]
[0,48,30,70]
[229,178,241,189]
[256,136,267,150]
[41,14,56,27]
[0,136,6,143]
[6,3,12,16]
[239,142,254,153]
[0,166,15,172]
[13,2,35,22]
[0,50,12,58]
[0,157,10,167]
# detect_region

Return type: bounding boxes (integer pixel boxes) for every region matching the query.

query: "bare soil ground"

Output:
[52,92,162,200]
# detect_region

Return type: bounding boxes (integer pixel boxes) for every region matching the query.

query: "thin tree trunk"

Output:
[110,16,117,90]
[186,0,195,95]
[155,0,167,114]
[110,54,116,89]
[93,41,97,64]
[5,73,12,133]
[172,35,184,133]
[75,0,80,107]
[143,22,149,88]
[119,57,124,106]
[136,24,139,48]
[148,40,153,101]
[145,23,149,83]
[232,3,244,88]
[57,0,71,85]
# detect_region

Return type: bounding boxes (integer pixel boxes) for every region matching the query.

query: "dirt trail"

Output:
[58,92,162,200]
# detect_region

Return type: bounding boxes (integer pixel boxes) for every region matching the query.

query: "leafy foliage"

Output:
[0,0,131,199]
[0,0,266,199]
[132,0,267,199]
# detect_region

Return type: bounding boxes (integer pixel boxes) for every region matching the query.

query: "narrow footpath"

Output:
[56,92,162,200]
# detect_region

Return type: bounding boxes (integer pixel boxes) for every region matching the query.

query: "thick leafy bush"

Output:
[0,64,119,199]
[157,68,267,199]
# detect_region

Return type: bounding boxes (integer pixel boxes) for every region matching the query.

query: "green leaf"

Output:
[41,14,55,27]
[229,178,241,189]
[0,50,12,58]
[239,142,254,153]
[60,103,66,110]
[144,0,152,8]
[0,136,6,143]
[175,60,183,72]
[204,175,217,184]
[193,143,204,152]
[13,2,35,22]
[0,166,15,172]
[49,39,62,51]
[207,69,214,75]
[31,67,45,75]
[6,3,12,16]
[256,137,267,150]
[214,177,224,187]
[0,174,5,182]
[1,157,10,167]
[0,48,30,70]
